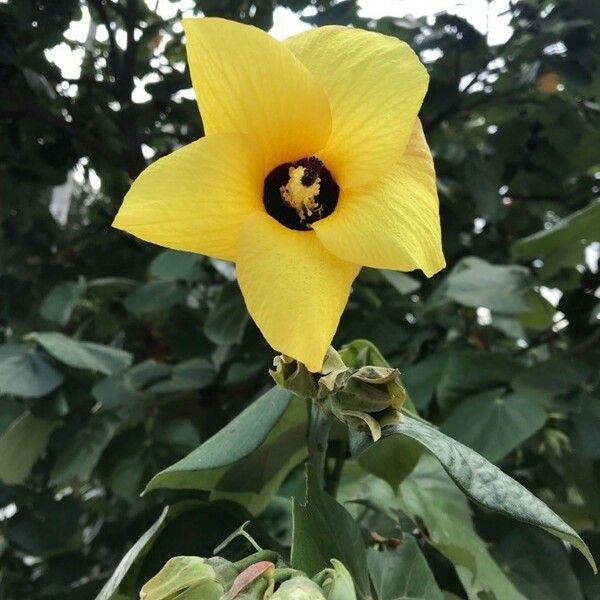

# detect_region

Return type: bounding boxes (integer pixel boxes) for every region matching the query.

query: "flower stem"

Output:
[308,400,331,489]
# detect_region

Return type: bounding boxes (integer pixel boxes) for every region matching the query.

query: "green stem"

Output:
[308,400,332,489]
[324,437,347,498]
[234,550,280,571]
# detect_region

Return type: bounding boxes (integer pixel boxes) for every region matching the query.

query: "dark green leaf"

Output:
[511,199,600,276]
[444,257,532,314]
[0,344,63,398]
[40,280,84,325]
[149,250,200,282]
[389,415,596,571]
[144,387,307,515]
[204,283,250,346]
[442,389,547,462]
[27,332,132,375]
[291,467,370,598]
[572,394,600,460]
[124,280,189,315]
[493,527,584,600]
[379,270,421,295]
[0,413,57,484]
[367,536,443,600]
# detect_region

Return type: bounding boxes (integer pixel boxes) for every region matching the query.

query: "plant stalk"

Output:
[308,400,332,489]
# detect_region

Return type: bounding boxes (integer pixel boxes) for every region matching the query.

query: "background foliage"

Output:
[0,0,599,598]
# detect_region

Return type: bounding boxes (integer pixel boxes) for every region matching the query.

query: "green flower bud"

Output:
[271,344,406,441]
[271,577,327,599]
[139,556,223,600]
[320,560,357,600]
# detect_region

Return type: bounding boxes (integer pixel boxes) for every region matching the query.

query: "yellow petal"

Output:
[313,120,445,277]
[184,18,331,171]
[236,212,360,371]
[113,133,262,262]
[286,26,429,189]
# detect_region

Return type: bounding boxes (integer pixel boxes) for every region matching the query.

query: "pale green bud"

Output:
[270,578,327,600]
[139,556,223,600]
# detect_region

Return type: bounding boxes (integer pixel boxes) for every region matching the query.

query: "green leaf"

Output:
[511,199,600,276]
[511,358,590,400]
[149,250,200,281]
[0,413,57,484]
[0,397,22,435]
[50,414,120,486]
[401,353,447,411]
[124,280,188,315]
[492,527,584,600]
[350,428,422,490]
[40,280,84,325]
[321,559,357,600]
[27,332,132,375]
[443,257,532,314]
[397,456,526,599]
[291,468,370,599]
[97,502,245,599]
[389,415,596,571]
[519,291,556,330]
[148,357,216,393]
[0,344,63,398]
[441,389,547,462]
[96,505,171,600]
[367,536,443,600]
[379,270,421,295]
[144,387,307,515]
[204,283,250,346]
[4,495,80,556]
[572,394,600,460]
[436,351,519,410]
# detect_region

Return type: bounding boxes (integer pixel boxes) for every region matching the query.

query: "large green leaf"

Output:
[27,332,132,375]
[39,280,84,325]
[397,456,526,599]
[367,536,443,600]
[291,468,370,599]
[50,414,120,486]
[0,344,63,398]
[144,387,307,515]
[443,257,532,314]
[511,199,600,276]
[492,527,584,600]
[350,428,422,490]
[388,415,596,571]
[147,357,216,393]
[96,504,177,600]
[441,388,547,462]
[0,413,57,484]
[572,393,600,460]
[436,350,520,410]
[149,250,200,282]
[511,358,590,400]
[124,280,189,315]
[379,269,421,295]
[204,283,250,346]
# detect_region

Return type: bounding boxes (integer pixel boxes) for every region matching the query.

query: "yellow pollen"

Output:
[279,166,322,223]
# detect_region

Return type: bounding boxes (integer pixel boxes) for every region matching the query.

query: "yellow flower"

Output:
[113,18,445,372]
